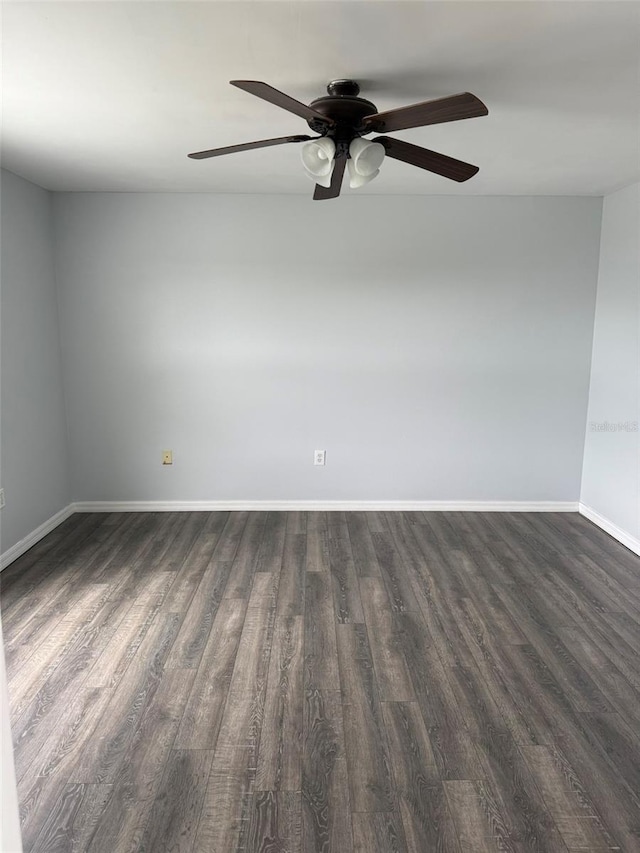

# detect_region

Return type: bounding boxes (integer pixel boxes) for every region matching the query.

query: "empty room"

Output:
[1,2,639,852]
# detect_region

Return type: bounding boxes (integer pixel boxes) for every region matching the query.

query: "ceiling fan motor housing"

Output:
[307,80,377,142]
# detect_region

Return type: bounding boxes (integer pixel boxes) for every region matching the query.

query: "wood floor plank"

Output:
[346,512,382,577]
[576,712,640,800]
[301,688,352,853]
[82,668,195,853]
[164,559,233,669]
[550,727,640,852]
[0,513,96,579]
[439,549,528,646]
[244,790,302,853]
[4,563,123,668]
[0,513,113,612]
[11,593,145,784]
[224,511,269,599]
[68,611,183,784]
[400,520,484,669]
[382,700,438,789]
[3,509,640,853]
[557,624,640,733]
[138,749,213,853]
[370,529,421,613]
[360,577,415,701]
[199,509,231,536]
[326,511,349,541]
[480,638,585,746]
[255,615,304,791]
[337,623,395,813]
[478,639,640,848]
[211,511,249,563]
[424,512,465,552]
[520,513,640,615]
[306,512,330,574]
[395,610,485,780]
[155,530,222,616]
[382,702,446,853]
[491,581,614,714]
[8,584,112,718]
[277,534,306,619]
[573,551,640,617]
[173,597,247,750]
[227,579,278,711]
[15,684,112,787]
[352,811,408,853]
[520,513,583,558]
[398,783,463,853]
[255,511,287,575]
[454,596,552,747]
[82,574,174,690]
[193,572,276,852]
[328,535,364,623]
[444,780,516,853]
[91,512,182,582]
[26,782,113,853]
[366,511,389,533]
[287,511,308,534]
[604,611,640,659]
[552,513,640,588]
[502,564,640,694]
[150,510,211,573]
[304,571,340,693]
[521,745,620,851]
[384,513,445,599]
[447,512,522,589]
[448,663,569,851]
[18,774,70,853]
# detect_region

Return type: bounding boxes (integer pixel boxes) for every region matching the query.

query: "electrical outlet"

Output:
[314,450,326,466]
[162,450,173,465]
[0,488,5,509]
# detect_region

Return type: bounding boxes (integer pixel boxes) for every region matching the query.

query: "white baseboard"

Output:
[578,503,640,558]
[73,500,579,513]
[1,504,75,571]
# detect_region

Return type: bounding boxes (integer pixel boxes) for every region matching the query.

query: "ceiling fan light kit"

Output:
[188,79,488,200]
[302,137,385,189]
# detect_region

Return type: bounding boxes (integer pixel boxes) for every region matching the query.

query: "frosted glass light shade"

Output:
[347,161,380,188]
[301,138,336,187]
[348,138,385,188]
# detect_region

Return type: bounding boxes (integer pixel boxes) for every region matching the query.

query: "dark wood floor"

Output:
[1,510,640,853]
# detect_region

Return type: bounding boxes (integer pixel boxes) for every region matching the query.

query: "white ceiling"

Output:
[2,1,639,196]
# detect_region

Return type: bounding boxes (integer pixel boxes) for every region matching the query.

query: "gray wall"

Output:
[53,192,602,503]
[581,182,640,540]
[1,170,70,553]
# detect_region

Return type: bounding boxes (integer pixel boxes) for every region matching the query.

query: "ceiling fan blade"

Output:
[188,134,312,160]
[230,80,335,128]
[313,155,347,201]
[363,92,488,133]
[376,136,479,182]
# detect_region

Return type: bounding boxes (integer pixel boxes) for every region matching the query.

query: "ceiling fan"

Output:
[188,79,488,200]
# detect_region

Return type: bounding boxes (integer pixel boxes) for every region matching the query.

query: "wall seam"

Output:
[578,194,606,503]
[49,191,75,505]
